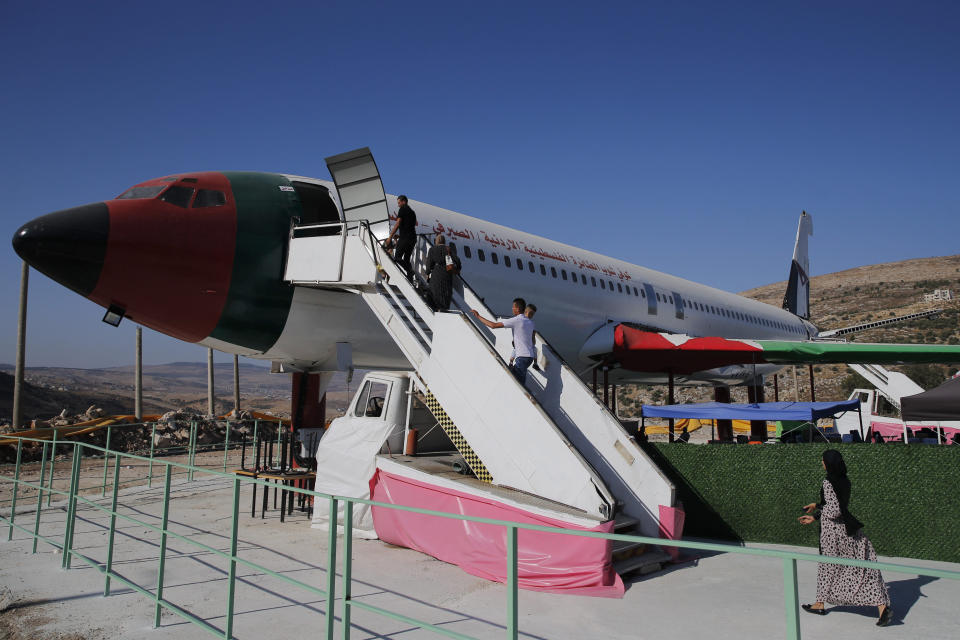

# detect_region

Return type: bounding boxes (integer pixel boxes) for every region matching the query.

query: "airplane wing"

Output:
[601,325,960,375]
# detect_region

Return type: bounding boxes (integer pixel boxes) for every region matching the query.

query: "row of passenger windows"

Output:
[450,241,807,335]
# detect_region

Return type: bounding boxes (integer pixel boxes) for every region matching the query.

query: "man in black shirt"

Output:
[386,194,417,280]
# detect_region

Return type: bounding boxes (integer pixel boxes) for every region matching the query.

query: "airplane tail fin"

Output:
[782,211,813,319]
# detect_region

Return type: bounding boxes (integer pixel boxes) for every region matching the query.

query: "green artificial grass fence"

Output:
[644,443,960,563]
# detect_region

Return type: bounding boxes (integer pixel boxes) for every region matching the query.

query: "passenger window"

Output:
[617,283,622,292]
[160,185,195,208]
[478,249,485,262]
[640,288,646,298]
[450,242,457,253]
[600,280,606,290]
[517,259,523,270]
[528,261,535,272]
[539,264,546,275]
[504,255,511,267]
[550,267,557,278]
[591,277,597,287]
[561,269,567,280]
[656,293,661,302]
[581,274,587,284]
[464,246,472,258]
[491,252,498,265]
[192,189,226,207]
[633,287,639,296]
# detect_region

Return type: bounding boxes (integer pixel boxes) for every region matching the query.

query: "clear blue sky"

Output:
[1,1,957,368]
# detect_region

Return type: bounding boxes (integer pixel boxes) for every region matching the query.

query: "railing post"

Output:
[222,421,231,473]
[325,496,339,639]
[154,465,172,627]
[783,557,801,640]
[8,438,23,540]
[275,422,282,468]
[62,443,82,569]
[188,421,197,482]
[101,425,113,497]
[506,525,518,640]
[47,428,58,506]
[32,441,49,553]
[225,477,241,639]
[104,453,122,595]
[341,501,353,640]
[148,422,157,488]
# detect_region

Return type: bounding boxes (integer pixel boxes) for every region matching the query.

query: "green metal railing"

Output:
[2,434,959,640]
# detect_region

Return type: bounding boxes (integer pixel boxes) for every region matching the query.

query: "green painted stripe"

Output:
[756,340,960,365]
[210,173,301,352]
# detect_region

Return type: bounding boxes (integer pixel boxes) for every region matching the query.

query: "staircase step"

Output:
[613,547,672,577]
[613,515,641,532]
[611,539,646,562]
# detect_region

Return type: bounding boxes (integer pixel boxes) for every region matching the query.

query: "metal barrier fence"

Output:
[2,434,959,640]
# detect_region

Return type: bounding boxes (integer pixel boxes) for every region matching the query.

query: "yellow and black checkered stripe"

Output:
[424,391,492,483]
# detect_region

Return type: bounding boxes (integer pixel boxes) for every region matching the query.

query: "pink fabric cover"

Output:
[658,504,685,561]
[369,469,625,598]
[870,421,959,443]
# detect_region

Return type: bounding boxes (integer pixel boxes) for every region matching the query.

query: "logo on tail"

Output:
[782,211,813,319]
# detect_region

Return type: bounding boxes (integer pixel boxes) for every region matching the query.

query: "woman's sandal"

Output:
[801,604,827,615]
[877,606,893,627]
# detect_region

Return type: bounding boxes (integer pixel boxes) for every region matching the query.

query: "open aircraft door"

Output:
[325,147,392,238]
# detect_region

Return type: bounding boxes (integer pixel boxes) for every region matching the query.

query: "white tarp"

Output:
[310,416,401,539]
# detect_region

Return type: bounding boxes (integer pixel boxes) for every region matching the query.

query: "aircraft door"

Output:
[672,292,685,320]
[291,181,341,231]
[324,147,391,239]
[643,284,657,315]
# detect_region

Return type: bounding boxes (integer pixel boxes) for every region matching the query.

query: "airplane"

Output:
[12,159,960,399]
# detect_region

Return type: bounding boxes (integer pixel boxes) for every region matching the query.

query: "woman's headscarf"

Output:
[821,449,863,536]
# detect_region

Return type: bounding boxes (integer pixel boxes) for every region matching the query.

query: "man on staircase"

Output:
[386,195,417,281]
[471,299,537,384]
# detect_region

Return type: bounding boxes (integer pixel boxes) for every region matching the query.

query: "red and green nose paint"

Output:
[13,171,307,353]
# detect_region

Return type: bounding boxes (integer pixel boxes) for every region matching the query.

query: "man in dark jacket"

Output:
[386,195,417,280]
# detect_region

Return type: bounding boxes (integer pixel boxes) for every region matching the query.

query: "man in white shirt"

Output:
[471,298,537,384]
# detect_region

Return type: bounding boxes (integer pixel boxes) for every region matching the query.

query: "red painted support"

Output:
[291,373,326,430]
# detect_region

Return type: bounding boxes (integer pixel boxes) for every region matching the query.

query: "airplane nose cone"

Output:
[12,202,110,297]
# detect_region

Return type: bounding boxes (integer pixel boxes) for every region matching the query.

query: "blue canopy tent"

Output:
[640,399,863,441]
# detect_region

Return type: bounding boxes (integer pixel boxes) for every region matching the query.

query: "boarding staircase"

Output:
[285,148,675,572]
[847,363,924,412]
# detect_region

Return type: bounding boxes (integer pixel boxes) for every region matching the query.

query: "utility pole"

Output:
[135,326,143,421]
[13,262,28,429]
[207,348,215,417]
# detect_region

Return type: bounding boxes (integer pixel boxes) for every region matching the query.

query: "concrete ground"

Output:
[1,468,958,640]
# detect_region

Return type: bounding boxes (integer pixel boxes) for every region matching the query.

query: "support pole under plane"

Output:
[233,354,240,417]
[135,326,143,421]
[12,262,28,429]
[207,348,215,417]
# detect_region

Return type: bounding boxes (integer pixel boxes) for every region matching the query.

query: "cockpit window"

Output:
[193,189,226,207]
[160,185,195,208]
[117,185,166,199]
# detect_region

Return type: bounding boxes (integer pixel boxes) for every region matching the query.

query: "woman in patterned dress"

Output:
[798,449,892,626]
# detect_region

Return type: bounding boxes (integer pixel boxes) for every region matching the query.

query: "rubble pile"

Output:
[0,406,280,464]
